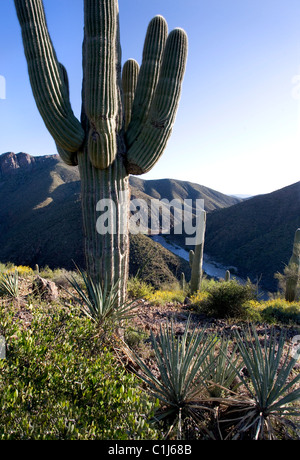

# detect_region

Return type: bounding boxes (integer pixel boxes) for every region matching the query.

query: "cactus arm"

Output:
[225,270,231,282]
[126,28,188,175]
[55,64,79,166]
[122,59,140,131]
[84,0,118,169]
[115,6,123,132]
[289,229,300,266]
[285,228,300,302]
[125,16,168,148]
[14,0,85,154]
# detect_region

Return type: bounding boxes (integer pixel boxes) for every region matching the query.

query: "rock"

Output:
[0,152,33,177]
[32,276,59,301]
[0,151,58,179]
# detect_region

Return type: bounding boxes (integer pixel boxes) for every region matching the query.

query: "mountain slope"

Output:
[0,152,238,284]
[204,181,300,291]
[130,176,240,212]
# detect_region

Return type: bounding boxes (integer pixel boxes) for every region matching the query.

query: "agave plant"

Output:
[222,325,300,440]
[67,268,137,329]
[203,335,243,399]
[130,316,217,439]
[0,270,19,300]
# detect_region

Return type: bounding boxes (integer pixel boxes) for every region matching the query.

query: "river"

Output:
[150,234,270,299]
[150,234,245,283]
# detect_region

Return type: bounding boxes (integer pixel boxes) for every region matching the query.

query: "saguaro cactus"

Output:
[14,0,188,306]
[285,229,300,302]
[189,211,206,294]
[225,270,231,282]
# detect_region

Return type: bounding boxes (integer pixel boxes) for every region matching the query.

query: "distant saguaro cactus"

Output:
[189,211,206,294]
[14,0,188,306]
[285,229,300,302]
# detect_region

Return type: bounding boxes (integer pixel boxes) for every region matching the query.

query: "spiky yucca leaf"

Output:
[203,336,243,399]
[67,268,137,327]
[223,325,300,440]
[130,316,216,436]
[0,271,19,300]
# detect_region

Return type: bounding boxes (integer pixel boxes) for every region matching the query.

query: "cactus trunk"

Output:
[285,229,300,302]
[190,211,206,294]
[78,151,130,305]
[14,0,187,309]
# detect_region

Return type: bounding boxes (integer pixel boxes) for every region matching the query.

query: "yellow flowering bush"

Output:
[6,265,34,276]
[190,291,210,308]
[243,298,300,324]
[147,289,185,306]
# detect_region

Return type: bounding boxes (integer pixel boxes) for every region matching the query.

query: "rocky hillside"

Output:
[0,152,239,285]
[204,181,300,291]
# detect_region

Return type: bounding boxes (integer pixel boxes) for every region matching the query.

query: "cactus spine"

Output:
[285,229,300,302]
[14,0,188,307]
[189,211,206,294]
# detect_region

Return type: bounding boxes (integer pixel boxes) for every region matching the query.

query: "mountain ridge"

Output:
[1,151,297,292]
[204,180,300,291]
[0,152,240,285]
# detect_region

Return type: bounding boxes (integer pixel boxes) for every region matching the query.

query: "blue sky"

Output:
[1,0,300,196]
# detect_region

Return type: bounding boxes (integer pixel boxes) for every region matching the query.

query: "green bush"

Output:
[0,304,158,440]
[127,276,155,300]
[260,299,300,325]
[199,279,257,319]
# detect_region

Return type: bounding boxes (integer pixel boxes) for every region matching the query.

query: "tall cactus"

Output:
[285,229,300,302]
[189,211,206,294]
[14,0,188,306]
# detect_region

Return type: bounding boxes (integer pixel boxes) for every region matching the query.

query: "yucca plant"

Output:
[0,270,19,300]
[222,325,300,440]
[130,316,217,439]
[203,336,243,399]
[67,268,137,329]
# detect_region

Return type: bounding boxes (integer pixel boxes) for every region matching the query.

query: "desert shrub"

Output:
[6,265,34,277]
[38,265,54,279]
[200,277,218,292]
[127,276,155,300]
[50,268,80,289]
[0,304,158,440]
[197,280,257,319]
[190,291,210,310]
[260,299,300,325]
[147,289,185,306]
[241,299,300,325]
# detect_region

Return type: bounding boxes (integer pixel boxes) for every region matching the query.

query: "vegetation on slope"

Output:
[204,181,300,292]
[1,264,299,440]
